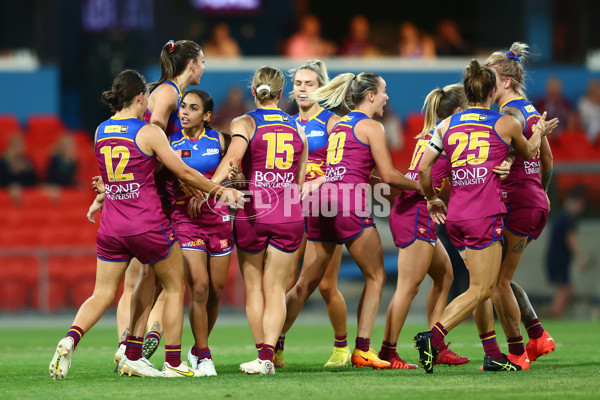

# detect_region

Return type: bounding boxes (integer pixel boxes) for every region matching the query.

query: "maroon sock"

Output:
[334,333,347,348]
[507,336,525,356]
[431,322,448,348]
[275,334,285,352]
[144,330,161,344]
[480,330,502,360]
[258,344,275,362]
[191,343,200,357]
[66,326,84,349]
[165,345,181,367]
[256,343,263,357]
[124,335,143,361]
[355,337,370,352]
[525,318,544,339]
[379,341,397,360]
[197,347,211,360]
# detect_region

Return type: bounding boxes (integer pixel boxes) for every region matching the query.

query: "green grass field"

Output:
[2,317,599,399]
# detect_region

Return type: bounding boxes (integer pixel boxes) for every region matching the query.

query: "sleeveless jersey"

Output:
[95,117,166,236]
[238,107,304,223]
[442,107,509,221]
[144,80,182,136]
[400,129,451,202]
[325,110,376,186]
[167,128,229,233]
[323,110,376,213]
[294,108,334,181]
[499,97,548,210]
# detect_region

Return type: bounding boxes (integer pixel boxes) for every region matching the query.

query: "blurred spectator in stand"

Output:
[211,85,252,131]
[202,23,241,59]
[0,135,37,203]
[45,135,78,187]
[377,103,404,151]
[397,21,436,59]
[338,14,379,57]
[578,79,600,144]
[277,0,311,55]
[534,77,572,136]
[546,186,589,319]
[285,14,336,58]
[434,19,468,56]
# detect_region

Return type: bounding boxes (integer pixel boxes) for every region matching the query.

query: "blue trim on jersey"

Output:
[246,107,297,143]
[169,128,222,174]
[294,108,334,154]
[348,111,371,148]
[97,117,155,157]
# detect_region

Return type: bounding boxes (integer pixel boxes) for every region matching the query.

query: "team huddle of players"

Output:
[48,39,557,379]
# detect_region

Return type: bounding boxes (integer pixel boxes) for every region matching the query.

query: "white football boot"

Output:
[49,337,75,380]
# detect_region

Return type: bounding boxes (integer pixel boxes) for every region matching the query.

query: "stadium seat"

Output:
[0,257,38,311]
[0,113,20,134]
[48,255,97,308]
[26,114,64,140]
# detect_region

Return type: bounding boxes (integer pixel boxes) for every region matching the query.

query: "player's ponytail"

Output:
[484,42,529,97]
[252,66,285,103]
[463,59,496,105]
[310,72,381,110]
[149,40,202,92]
[419,83,467,138]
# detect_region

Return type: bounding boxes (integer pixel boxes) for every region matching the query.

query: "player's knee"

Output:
[189,283,209,303]
[365,267,386,289]
[318,281,335,300]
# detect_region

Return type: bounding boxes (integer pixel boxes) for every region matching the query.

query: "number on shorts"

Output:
[447,131,490,167]
[100,145,134,182]
[263,132,294,169]
[326,131,346,165]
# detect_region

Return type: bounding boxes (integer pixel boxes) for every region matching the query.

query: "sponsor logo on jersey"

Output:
[104,182,141,200]
[181,149,192,158]
[220,238,233,249]
[325,166,347,182]
[451,167,488,186]
[104,125,128,133]
[525,105,535,113]
[418,227,426,235]
[524,160,540,174]
[254,171,295,188]
[496,228,502,236]
[306,130,325,137]
[193,144,198,150]
[202,148,220,156]
[181,238,205,248]
[264,114,289,122]
[460,113,487,121]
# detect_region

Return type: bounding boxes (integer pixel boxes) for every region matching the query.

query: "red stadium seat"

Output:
[48,256,97,308]
[26,114,64,140]
[0,113,20,134]
[0,257,38,311]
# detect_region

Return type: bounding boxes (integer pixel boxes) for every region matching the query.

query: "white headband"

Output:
[256,84,271,93]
